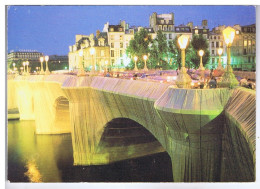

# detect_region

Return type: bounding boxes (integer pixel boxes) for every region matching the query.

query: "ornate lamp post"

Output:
[175,35,192,88]
[39,57,45,74]
[219,26,238,88]
[45,56,50,75]
[198,50,205,70]
[90,48,95,74]
[13,63,16,72]
[105,60,108,73]
[22,62,26,75]
[217,48,224,71]
[77,49,86,76]
[143,55,148,71]
[20,67,23,75]
[134,56,138,71]
[26,61,29,75]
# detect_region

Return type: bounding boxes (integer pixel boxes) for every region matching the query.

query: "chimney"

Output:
[202,20,208,27]
[96,30,100,38]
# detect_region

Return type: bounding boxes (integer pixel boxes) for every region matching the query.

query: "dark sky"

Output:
[7,5,256,55]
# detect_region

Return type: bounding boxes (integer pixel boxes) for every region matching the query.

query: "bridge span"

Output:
[7,74,255,182]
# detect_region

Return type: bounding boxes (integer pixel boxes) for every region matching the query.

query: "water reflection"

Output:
[8,120,173,182]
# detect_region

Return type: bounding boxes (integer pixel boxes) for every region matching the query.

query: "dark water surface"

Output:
[8,120,173,182]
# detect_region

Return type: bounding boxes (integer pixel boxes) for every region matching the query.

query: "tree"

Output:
[190,34,210,68]
[168,35,194,69]
[126,28,152,69]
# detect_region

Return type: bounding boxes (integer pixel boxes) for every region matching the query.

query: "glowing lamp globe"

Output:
[223,26,236,46]
[90,48,95,55]
[45,56,49,62]
[40,57,44,62]
[218,48,223,56]
[143,55,148,61]
[79,50,83,57]
[134,56,138,61]
[178,35,189,49]
[199,50,204,57]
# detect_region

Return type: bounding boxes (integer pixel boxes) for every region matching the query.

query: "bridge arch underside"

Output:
[95,118,168,165]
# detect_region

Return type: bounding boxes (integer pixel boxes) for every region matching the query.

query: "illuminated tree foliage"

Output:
[190,34,210,68]
[127,30,210,70]
[126,28,152,69]
[149,30,168,69]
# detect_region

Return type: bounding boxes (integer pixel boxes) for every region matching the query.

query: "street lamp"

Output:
[198,50,205,70]
[143,55,148,71]
[77,49,86,76]
[45,55,50,75]
[134,56,138,71]
[20,67,23,75]
[22,62,26,75]
[90,48,95,74]
[219,26,238,88]
[105,60,108,73]
[13,63,16,72]
[217,48,224,71]
[26,61,29,75]
[175,35,192,88]
[39,57,45,74]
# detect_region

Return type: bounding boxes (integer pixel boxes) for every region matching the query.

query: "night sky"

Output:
[7,5,256,55]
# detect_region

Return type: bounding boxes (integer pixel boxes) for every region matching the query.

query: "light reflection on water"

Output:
[8,120,173,182]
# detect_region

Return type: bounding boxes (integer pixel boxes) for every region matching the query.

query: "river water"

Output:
[8,120,173,182]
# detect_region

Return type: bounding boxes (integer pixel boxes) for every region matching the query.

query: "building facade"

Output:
[7,50,44,72]
[208,24,256,71]
[68,12,256,72]
[68,32,110,71]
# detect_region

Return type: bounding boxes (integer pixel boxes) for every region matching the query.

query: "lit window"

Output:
[244,40,247,47]
[101,50,104,57]
[111,43,114,48]
[111,50,114,57]
[236,30,239,34]
[120,42,123,48]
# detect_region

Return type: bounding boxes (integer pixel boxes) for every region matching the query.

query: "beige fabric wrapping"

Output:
[8,75,256,182]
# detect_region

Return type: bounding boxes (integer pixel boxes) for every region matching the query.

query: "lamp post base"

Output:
[218,67,238,88]
[77,69,86,77]
[175,67,192,88]
[45,70,50,75]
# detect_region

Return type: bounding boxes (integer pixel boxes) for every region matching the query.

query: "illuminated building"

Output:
[209,24,255,71]
[7,50,44,71]
[68,31,110,71]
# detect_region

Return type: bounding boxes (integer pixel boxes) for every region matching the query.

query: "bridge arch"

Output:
[53,96,71,133]
[95,118,170,165]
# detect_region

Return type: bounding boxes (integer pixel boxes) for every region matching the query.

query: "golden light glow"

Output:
[223,26,236,45]
[178,35,189,49]
[26,61,29,66]
[143,55,148,61]
[105,60,108,65]
[90,48,95,55]
[199,50,204,57]
[40,57,44,63]
[44,56,49,62]
[134,56,138,61]
[218,48,223,55]
[13,63,15,67]
[79,50,83,57]
[24,159,43,183]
